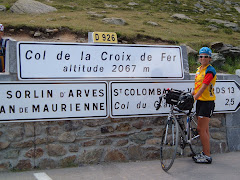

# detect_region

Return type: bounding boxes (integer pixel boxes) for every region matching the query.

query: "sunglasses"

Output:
[198,55,210,58]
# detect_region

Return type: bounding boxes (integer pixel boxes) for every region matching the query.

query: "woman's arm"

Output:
[194,83,208,100]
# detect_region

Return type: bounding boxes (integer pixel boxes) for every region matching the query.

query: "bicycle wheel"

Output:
[160,116,179,172]
[189,117,201,156]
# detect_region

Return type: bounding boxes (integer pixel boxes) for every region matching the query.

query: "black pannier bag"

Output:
[165,89,183,105]
[177,92,194,110]
[165,89,194,110]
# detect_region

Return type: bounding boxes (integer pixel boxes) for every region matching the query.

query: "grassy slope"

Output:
[0,0,240,72]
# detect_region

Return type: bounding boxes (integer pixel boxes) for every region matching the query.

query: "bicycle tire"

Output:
[160,116,179,172]
[188,117,201,156]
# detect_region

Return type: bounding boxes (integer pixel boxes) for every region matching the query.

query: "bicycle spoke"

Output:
[160,117,179,172]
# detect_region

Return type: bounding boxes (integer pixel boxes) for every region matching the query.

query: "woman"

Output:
[192,47,217,164]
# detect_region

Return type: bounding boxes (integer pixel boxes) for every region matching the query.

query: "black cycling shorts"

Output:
[196,100,215,118]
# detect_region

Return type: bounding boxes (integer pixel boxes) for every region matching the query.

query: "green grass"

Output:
[218,57,240,74]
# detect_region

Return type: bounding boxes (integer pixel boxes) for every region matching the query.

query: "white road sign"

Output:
[0,82,108,122]
[17,42,184,80]
[110,80,240,118]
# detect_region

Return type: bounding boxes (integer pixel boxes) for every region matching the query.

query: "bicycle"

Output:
[154,89,201,172]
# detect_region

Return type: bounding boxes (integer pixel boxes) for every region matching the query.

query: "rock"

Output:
[211,132,226,140]
[226,46,240,57]
[99,139,112,145]
[64,120,83,131]
[84,129,100,137]
[128,2,139,6]
[236,69,240,76]
[47,144,67,156]
[105,4,118,8]
[11,140,34,148]
[116,139,128,146]
[130,133,148,144]
[24,123,41,137]
[4,150,20,159]
[102,18,126,25]
[208,24,218,32]
[146,138,160,145]
[210,118,222,127]
[0,142,10,150]
[34,31,42,37]
[39,158,57,169]
[146,152,159,159]
[46,18,55,21]
[25,148,44,158]
[211,53,225,67]
[146,21,159,26]
[211,42,228,52]
[183,45,198,55]
[207,19,239,31]
[101,126,114,133]
[46,126,59,135]
[235,7,240,13]
[171,14,193,21]
[60,155,77,167]
[116,123,131,131]
[211,42,240,57]
[45,29,55,33]
[87,11,104,18]
[0,162,10,172]
[175,0,181,4]
[69,144,79,152]
[15,160,32,170]
[58,132,76,143]
[132,121,144,129]
[128,145,143,160]
[213,0,225,3]
[202,0,211,4]
[104,149,127,162]
[194,3,203,9]
[9,29,15,32]
[85,119,105,127]
[82,140,96,147]
[7,128,23,142]
[0,5,6,11]
[10,0,57,14]
[78,149,103,164]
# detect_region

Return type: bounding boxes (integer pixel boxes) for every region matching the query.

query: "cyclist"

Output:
[192,47,216,164]
[0,24,9,72]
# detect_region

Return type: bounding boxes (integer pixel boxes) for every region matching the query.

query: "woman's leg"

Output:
[197,116,210,156]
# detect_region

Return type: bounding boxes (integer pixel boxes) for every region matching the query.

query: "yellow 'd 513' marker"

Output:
[92,32,118,43]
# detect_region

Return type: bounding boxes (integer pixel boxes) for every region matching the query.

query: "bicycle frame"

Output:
[167,105,199,150]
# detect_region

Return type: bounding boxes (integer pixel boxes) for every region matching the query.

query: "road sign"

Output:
[17,42,184,80]
[110,80,240,118]
[214,81,240,113]
[88,32,118,43]
[0,82,108,122]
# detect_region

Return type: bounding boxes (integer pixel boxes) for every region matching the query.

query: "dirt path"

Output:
[5,30,171,45]
[5,32,88,43]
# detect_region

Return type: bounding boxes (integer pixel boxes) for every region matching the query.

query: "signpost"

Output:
[110,80,240,118]
[0,82,108,122]
[17,42,184,80]
[5,39,239,122]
